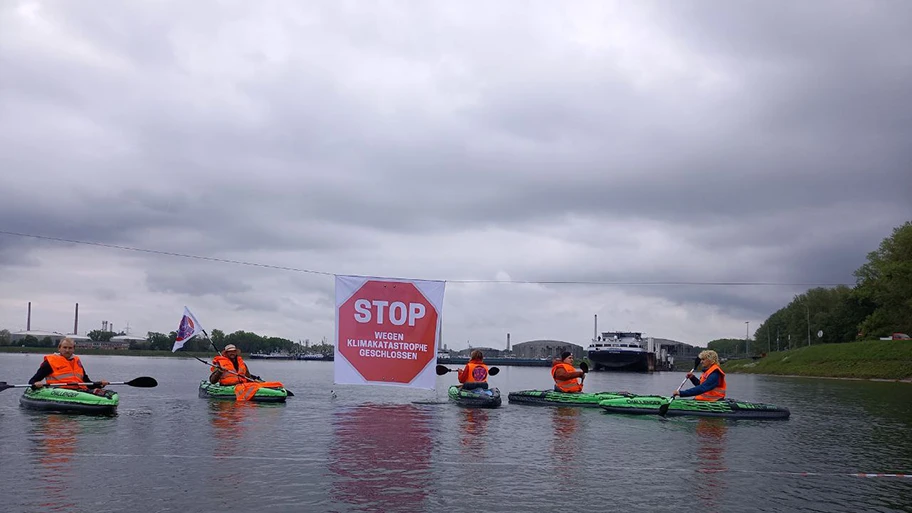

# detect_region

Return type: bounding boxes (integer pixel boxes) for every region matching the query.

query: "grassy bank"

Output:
[0,346,214,358]
[722,340,912,381]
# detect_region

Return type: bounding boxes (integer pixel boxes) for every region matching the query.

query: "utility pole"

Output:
[805,303,811,347]
[745,321,750,356]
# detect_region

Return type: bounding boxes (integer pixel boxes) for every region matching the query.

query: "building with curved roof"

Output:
[511,339,585,360]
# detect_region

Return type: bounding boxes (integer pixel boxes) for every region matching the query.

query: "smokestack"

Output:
[593,314,598,341]
[74,303,79,334]
[506,333,511,351]
[27,302,31,331]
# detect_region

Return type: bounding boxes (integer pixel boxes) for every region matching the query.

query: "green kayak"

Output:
[507,389,632,407]
[198,380,288,402]
[599,395,790,420]
[447,385,502,408]
[20,386,119,415]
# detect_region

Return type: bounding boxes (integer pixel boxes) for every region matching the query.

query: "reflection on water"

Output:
[26,414,93,513]
[459,408,490,455]
[549,407,583,487]
[329,404,434,512]
[693,418,729,511]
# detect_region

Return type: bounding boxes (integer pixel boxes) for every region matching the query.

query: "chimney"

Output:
[74,303,79,334]
[593,314,598,341]
[506,333,511,351]
[27,301,31,331]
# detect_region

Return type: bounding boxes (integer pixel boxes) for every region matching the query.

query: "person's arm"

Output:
[28,361,53,386]
[457,366,468,383]
[553,367,584,381]
[679,371,720,397]
[209,369,222,384]
[688,374,700,386]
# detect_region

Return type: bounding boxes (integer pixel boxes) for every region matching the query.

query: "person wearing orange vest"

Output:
[28,338,110,395]
[209,344,260,385]
[457,350,490,390]
[552,351,584,393]
[673,350,726,401]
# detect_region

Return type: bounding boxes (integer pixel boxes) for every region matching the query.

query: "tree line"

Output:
[709,221,912,356]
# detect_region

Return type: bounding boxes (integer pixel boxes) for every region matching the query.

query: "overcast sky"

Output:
[1,1,910,350]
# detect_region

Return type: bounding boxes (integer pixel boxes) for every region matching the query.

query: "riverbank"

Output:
[0,346,215,358]
[721,339,912,381]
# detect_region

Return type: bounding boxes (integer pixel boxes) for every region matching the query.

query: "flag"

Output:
[173,306,205,352]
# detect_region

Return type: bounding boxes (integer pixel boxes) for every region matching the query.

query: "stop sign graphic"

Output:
[337,278,442,385]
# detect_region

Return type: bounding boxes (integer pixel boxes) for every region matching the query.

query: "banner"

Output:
[173,306,205,352]
[334,275,445,389]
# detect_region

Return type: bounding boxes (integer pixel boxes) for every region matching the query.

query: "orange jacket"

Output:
[695,363,726,401]
[44,354,88,390]
[551,361,583,393]
[211,355,250,385]
[458,360,489,383]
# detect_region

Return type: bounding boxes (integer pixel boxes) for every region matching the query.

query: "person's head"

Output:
[560,351,573,363]
[470,350,484,361]
[223,344,240,358]
[58,337,76,359]
[698,350,719,369]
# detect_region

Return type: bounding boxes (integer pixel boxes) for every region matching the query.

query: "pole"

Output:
[776,327,780,352]
[805,303,811,347]
[767,327,771,354]
[745,321,750,356]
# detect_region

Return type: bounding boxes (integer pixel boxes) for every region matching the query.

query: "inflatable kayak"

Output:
[198,380,288,402]
[599,396,790,419]
[19,386,119,415]
[447,385,502,408]
[508,389,632,407]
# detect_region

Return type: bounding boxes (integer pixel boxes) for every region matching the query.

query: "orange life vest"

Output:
[551,361,582,393]
[458,360,489,383]
[695,363,726,401]
[44,354,88,390]
[211,355,249,385]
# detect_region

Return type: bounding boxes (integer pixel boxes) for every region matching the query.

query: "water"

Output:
[1,353,910,512]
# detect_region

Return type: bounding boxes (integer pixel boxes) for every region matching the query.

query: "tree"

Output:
[87,330,115,342]
[0,329,10,346]
[210,329,225,348]
[855,221,912,337]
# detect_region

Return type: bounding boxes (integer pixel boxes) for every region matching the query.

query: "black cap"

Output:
[561,351,572,360]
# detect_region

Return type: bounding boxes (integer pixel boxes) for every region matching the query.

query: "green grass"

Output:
[722,340,912,380]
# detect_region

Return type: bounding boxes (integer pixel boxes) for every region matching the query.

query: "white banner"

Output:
[334,274,445,389]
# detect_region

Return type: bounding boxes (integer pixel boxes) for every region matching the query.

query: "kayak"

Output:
[19,386,119,415]
[599,395,790,419]
[198,380,288,402]
[447,385,502,408]
[508,389,633,407]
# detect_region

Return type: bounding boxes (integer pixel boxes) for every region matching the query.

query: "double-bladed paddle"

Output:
[435,364,500,376]
[0,376,158,393]
[659,356,702,417]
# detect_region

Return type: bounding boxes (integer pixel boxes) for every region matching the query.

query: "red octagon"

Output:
[339,280,439,383]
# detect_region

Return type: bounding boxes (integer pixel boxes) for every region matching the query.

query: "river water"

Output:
[0,353,910,513]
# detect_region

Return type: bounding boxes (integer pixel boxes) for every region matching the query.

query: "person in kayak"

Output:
[28,337,111,396]
[458,350,490,390]
[552,351,585,393]
[673,350,726,401]
[209,344,259,385]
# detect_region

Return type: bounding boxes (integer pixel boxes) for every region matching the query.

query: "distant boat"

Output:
[587,331,649,372]
[297,353,326,361]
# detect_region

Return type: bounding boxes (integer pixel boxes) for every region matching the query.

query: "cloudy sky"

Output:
[1,1,910,350]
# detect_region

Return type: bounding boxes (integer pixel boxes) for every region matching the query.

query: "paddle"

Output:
[0,376,158,393]
[659,356,702,417]
[579,361,589,386]
[435,364,500,376]
[196,357,295,397]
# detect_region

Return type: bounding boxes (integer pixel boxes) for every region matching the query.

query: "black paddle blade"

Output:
[658,401,671,417]
[693,356,702,369]
[580,362,589,373]
[0,382,12,393]
[286,389,295,397]
[126,377,158,388]
[435,365,452,375]
[488,367,500,376]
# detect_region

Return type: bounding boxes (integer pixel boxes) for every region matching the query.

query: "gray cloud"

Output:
[1,1,910,346]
